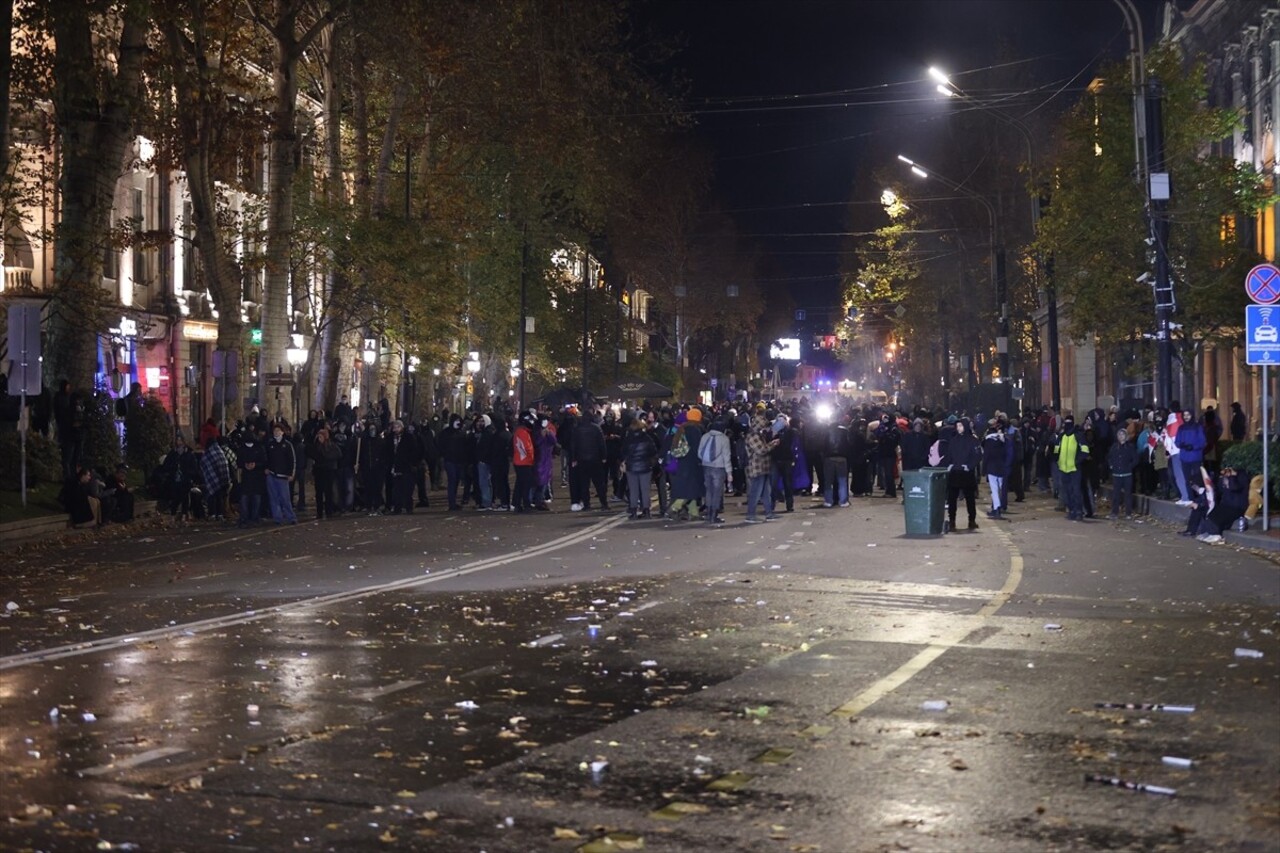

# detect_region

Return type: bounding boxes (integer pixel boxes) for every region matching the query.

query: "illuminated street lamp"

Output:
[898,153,1006,383]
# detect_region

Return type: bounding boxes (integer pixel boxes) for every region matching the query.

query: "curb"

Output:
[1136,493,1279,553]
[0,501,159,546]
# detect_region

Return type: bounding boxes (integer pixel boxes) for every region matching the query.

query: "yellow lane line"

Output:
[830,525,1024,718]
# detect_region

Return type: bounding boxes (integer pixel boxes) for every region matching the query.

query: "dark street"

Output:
[2,494,1277,852]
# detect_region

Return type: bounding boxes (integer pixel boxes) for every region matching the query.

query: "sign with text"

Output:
[1245,304,1280,365]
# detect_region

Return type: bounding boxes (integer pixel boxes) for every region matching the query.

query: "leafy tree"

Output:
[81,390,121,472]
[1036,48,1272,399]
[124,392,172,475]
[14,0,149,391]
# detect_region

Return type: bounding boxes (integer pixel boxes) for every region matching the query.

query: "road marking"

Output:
[802,521,813,527]
[361,679,425,700]
[404,527,421,534]
[283,556,309,563]
[746,558,764,565]
[80,747,187,777]
[775,544,791,550]
[633,600,663,613]
[528,633,563,647]
[0,515,629,671]
[829,525,1024,718]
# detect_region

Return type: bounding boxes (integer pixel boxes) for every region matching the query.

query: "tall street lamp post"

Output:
[898,155,1007,384]
[930,65,1053,408]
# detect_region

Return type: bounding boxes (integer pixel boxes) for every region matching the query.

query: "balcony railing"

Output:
[2,267,35,292]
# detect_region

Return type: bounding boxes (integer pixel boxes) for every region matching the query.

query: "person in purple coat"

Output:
[535,416,558,507]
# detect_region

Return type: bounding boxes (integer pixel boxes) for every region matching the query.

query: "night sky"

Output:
[639,0,1166,319]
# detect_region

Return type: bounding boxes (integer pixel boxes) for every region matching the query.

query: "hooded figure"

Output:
[941,418,981,532]
[1053,416,1090,520]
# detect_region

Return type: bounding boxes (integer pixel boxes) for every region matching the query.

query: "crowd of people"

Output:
[59,392,1257,538]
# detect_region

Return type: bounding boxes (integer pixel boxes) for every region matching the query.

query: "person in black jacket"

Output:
[571,412,610,511]
[386,419,421,514]
[437,415,466,510]
[308,426,342,519]
[1107,427,1138,519]
[873,414,900,498]
[334,420,357,512]
[621,415,658,518]
[822,416,851,507]
[265,424,299,524]
[489,416,513,510]
[357,420,387,514]
[899,418,931,474]
[942,418,981,532]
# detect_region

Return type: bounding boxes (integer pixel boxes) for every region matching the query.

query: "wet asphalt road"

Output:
[0,490,1277,853]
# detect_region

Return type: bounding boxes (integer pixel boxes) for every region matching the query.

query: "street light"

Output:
[929,63,1047,403]
[898,153,1007,383]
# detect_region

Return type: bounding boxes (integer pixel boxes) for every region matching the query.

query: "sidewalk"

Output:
[0,501,158,547]
[1135,492,1280,553]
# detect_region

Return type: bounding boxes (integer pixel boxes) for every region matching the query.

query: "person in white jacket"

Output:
[698,417,734,525]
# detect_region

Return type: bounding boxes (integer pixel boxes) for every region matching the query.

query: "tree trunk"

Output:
[260,26,300,410]
[49,2,148,392]
[255,0,343,411]
[314,16,344,410]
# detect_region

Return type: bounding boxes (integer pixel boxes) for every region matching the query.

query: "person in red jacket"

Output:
[512,412,537,512]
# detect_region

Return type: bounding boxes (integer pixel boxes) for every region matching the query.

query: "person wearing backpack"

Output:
[666,410,704,520]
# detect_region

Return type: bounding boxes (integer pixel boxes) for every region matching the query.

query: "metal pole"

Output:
[1264,365,1270,533]
[582,264,589,393]
[19,389,27,508]
[518,230,528,410]
[1146,80,1174,407]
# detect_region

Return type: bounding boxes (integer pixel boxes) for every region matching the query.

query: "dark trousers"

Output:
[879,456,897,496]
[491,461,511,508]
[772,462,794,511]
[653,469,670,516]
[1010,462,1025,501]
[444,461,461,509]
[574,461,609,507]
[946,469,977,524]
[361,466,383,510]
[314,469,335,518]
[1061,469,1084,518]
[416,465,430,506]
[514,465,536,511]
[1110,473,1133,516]
[390,472,414,512]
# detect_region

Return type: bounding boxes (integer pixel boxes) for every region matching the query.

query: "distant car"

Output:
[1256,324,1278,343]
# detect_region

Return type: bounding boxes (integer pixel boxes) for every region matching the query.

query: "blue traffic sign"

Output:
[1246,305,1280,365]
[1245,263,1280,304]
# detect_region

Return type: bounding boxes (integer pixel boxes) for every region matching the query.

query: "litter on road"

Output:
[1085,773,1177,797]
[1095,702,1195,713]
[1234,647,1264,658]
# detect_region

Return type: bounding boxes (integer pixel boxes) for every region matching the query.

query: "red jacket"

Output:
[513,426,535,467]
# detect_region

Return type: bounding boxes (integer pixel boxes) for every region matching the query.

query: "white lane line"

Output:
[283,556,309,563]
[404,527,422,534]
[746,557,764,565]
[775,544,791,550]
[790,532,805,538]
[802,521,813,526]
[0,515,627,671]
[79,747,187,777]
[361,679,425,700]
[633,600,663,613]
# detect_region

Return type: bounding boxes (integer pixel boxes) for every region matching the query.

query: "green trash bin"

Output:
[903,467,949,536]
